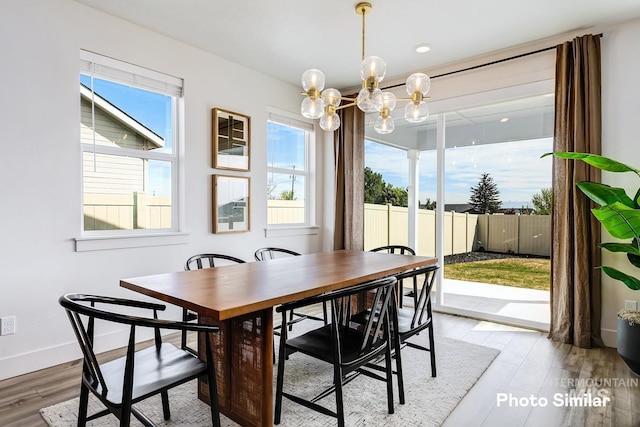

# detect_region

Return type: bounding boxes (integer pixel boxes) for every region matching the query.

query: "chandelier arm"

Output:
[393,96,432,102]
[300,92,357,104]
[334,101,358,111]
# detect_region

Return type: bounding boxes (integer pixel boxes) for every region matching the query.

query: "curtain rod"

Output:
[382,33,603,90]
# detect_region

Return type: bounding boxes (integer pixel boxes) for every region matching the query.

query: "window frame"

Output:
[266,110,317,234]
[75,50,186,251]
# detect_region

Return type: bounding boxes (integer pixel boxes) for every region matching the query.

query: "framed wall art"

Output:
[212,108,250,171]
[213,174,250,233]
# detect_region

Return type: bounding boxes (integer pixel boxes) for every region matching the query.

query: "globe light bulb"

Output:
[301,97,325,119]
[374,115,394,134]
[405,101,429,123]
[322,88,342,107]
[380,92,396,111]
[405,72,431,96]
[319,112,340,132]
[301,69,325,92]
[357,87,383,113]
[360,56,387,82]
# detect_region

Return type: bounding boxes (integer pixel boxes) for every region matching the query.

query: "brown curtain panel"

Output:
[550,34,603,348]
[334,104,365,250]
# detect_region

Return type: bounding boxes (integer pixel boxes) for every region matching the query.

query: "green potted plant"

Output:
[546,152,640,374]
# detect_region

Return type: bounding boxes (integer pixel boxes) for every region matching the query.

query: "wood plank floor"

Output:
[2,313,639,427]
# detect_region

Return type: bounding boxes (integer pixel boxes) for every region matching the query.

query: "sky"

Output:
[365,137,553,208]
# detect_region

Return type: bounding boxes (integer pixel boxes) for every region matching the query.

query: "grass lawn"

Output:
[444,258,550,291]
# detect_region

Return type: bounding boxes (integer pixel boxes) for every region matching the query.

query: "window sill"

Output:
[264,225,319,238]
[75,232,189,252]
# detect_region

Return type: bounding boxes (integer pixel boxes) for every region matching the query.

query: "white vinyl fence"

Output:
[363,203,551,257]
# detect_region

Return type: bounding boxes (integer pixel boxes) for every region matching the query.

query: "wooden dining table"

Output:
[120,249,438,427]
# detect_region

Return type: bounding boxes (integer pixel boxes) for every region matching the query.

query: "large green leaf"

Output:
[628,253,640,269]
[592,202,640,240]
[600,242,640,256]
[577,182,635,208]
[600,266,640,290]
[543,152,640,174]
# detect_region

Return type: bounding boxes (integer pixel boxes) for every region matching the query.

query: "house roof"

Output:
[80,84,165,149]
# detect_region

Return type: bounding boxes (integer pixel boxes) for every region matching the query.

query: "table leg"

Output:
[198,308,274,427]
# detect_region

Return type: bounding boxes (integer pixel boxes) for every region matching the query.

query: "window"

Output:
[79,51,182,235]
[267,113,315,227]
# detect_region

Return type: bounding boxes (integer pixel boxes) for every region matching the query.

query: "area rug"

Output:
[40,335,499,426]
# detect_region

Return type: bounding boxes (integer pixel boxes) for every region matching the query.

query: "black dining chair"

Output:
[183,253,246,354]
[351,263,440,405]
[274,276,398,427]
[395,263,440,377]
[59,293,221,427]
[254,247,329,331]
[370,245,418,308]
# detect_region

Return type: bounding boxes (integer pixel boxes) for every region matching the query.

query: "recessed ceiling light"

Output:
[500,117,509,123]
[415,43,431,54]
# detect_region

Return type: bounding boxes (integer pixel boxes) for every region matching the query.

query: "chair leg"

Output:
[119,406,132,427]
[274,330,288,424]
[288,310,294,331]
[428,324,437,377]
[181,309,188,349]
[322,301,329,325]
[385,346,395,414]
[77,381,90,427]
[394,334,405,404]
[161,390,170,420]
[334,366,345,427]
[427,302,436,377]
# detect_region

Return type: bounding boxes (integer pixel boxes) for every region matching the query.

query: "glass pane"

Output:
[441,94,553,325]
[80,74,174,154]
[267,121,305,171]
[443,95,553,215]
[417,115,438,257]
[267,172,305,224]
[83,153,172,230]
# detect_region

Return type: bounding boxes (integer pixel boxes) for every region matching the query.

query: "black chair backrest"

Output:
[60,295,168,393]
[370,245,416,255]
[185,253,246,270]
[403,264,439,328]
[254,247,300,261]
[278,277,397,357]
[60,294,220,394]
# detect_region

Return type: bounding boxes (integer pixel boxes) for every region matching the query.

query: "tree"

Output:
[363,166,408,207]
[422,198,437,210]
[382,184,408,207]
[469,172,502,213]
[280,190,295,200]
[531,188,552,215]
[364,167,385,204]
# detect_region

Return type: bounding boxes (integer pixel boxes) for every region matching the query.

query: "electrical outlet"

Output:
[0,316,16,335]
[624,300,638,311]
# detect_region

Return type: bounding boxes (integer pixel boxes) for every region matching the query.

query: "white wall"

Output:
[0,0,325,380]
[600,18,640,347]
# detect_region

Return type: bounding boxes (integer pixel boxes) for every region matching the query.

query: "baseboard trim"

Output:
[601,327,617,348]
[0,328,157,381]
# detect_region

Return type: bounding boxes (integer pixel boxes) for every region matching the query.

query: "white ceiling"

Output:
[73,0,640,90]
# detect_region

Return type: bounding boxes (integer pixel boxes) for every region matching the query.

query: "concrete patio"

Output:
[436,278,550,331]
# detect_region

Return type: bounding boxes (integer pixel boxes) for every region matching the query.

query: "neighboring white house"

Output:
[80,84,168,230]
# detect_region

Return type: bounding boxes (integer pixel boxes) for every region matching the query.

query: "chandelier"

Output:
[300,2,431,134]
